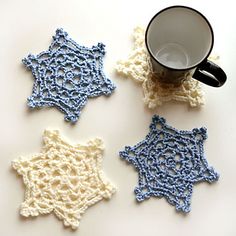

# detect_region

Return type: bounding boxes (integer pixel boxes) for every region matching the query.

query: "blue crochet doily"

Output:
[119,115,219,213]
[22,28,116,123]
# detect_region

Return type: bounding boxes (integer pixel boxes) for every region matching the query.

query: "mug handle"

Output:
[192,59,227,87]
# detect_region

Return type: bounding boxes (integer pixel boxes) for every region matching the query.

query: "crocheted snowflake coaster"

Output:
[119,115,219,213]
[12,130,116,230]
[116,26,205,108]
[23,28,116,123]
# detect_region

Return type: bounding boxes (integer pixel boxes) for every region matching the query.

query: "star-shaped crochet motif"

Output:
[116,26,205,108]
[119,115,219,213]
[12,130,116,229]
[23,28,115,123]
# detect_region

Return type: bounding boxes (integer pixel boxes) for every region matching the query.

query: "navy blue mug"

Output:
[145,6,226,87]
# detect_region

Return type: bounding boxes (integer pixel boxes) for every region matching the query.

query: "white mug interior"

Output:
[146,6,213,70]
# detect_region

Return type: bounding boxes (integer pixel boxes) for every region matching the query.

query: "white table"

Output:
[1,0,235,235]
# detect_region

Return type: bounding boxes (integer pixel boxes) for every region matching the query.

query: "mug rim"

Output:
[145,5,214,71]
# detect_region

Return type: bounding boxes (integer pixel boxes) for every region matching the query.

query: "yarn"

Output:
[116,27,205,108]
[12,130,116,229]
[119,115,219,212]
[23,28,115,123]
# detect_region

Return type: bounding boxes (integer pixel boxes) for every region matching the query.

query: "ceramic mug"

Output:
[145,5,227,87]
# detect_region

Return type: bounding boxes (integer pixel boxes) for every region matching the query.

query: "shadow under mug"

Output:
[145,5,227,87]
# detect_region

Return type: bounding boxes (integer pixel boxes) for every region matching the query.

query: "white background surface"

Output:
[0,0,235,235]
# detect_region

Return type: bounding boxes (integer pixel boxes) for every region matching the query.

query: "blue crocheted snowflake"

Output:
[22,28,115,123]
[119,115,219,213]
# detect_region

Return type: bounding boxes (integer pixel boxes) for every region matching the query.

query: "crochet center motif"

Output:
[12,130,116,230]
[119,115,219,212]
[23,28,115,123]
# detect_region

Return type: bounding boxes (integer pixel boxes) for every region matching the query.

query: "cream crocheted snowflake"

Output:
[116,26,206,108]
[12,130,116,230]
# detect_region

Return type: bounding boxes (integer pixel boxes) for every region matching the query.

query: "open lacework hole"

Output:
[196,145,200,152]
[60,184,69,191]
[128,151,135,158]
[38,54,50,61]
[92,49,102,58]
[42,90,49,97]
[56,77,63,86]
[45,70,53,77]
[73,76,80,84]
[148,179,156,187]
[95,58,100,67]
[39,63,47,71]
[50,42,60,51]
[178,142,185,148]
[58,36,65,44]
[73,67,80,74]
[38,172,46,179]
[164,150,172,157]
[146,158,153,165]
[158,156,165,162]
[203,170,210,177]
[183,189,189,196]
[58,46,68,55]
[65,81,74,90]
[30,59,38,67]
[174,154,181,161]
[142,187,149,194]
[35,84,40,94]
[60,92,68,99]
[50,89,57,96]
[156,123,162,130]
[56,54,65,62]
[70,178,78,186]
[57,68,64,76]
[175,163,181,170]
[195,134,203,141]
[167,169,176,175]
[160,163,165,170]
[51,180,61,189]
[165,128,176,135]
[156,142,164,148]
[167,139,175,146]
[70,168,77,176]
[66,41,78,51]
[178,199,185,207]
[69,194,78,201]
[52,169,60,177]
[71,91,79,98]
[65,64,73,71]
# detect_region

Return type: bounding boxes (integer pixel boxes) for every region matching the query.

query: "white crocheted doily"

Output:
[116,26,207,108]
[12,130,116,230]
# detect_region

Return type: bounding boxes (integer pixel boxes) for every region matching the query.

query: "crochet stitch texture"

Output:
[119,115,219,212]
[116,27,205,108]
[23,28,115,123]
[12,130,116,230]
